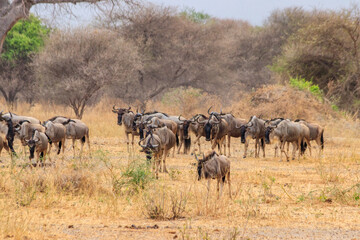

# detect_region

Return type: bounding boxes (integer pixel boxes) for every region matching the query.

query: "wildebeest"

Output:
[213,110,249,158]
[265,119,311,161]
[294,119,324,157]
[26,129,48,164]
[190,114,208,154]
[133,111,169,139]
[2,112,40,125]
[112,105,139,152]
[0,135,9,159]
[14,120,45,157]
[0,112,16,156]
[197,112,229,155]
[43,121,66,159]
[194,150,231,199]
[61,119,91,159]
[167,115,191,155]
[241,116,266,158]
[139,126,176,179]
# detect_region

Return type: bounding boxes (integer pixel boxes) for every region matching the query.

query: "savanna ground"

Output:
[1,97,360,240]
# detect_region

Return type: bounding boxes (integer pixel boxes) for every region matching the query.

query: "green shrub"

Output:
[289,77,323,100]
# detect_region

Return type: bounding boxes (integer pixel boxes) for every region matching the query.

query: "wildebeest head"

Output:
[178,115,191,139]
[201,114,220,141]
[26,130,40,159]
[239,125,247,143]
[265,126,274,144]
[194,150,217,180]
[112,105,131,126]
[139,132,159,161]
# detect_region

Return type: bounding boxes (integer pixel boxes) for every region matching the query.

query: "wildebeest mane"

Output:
[270,117,284,121]
[294,119,306,122]
[202,151,218,162]
[48,116,68,122]
[144,111,169,117]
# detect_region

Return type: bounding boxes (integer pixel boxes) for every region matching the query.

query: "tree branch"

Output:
[32,0,100,4]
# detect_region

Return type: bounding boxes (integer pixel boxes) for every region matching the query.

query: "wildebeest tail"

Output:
[261,138,264,148]
[57,141,62,155]
[81,136,86,143]
[185,137,191,154]
[40,151,44,160]
[321,131,324,150]
[176,134,179,147]
[300,140,307,155]
[3,141,9,152]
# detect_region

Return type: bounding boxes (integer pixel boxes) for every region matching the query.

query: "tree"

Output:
[34,28,140,119]
[273,6,360,114]
[102,4,232,104]
[0,14,49,108]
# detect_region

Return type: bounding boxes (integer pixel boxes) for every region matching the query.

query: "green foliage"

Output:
[180,7,211,23]
[331,104,339,111]
[113,158,153,195]
[1,14,50,61]
[289,77,323,100]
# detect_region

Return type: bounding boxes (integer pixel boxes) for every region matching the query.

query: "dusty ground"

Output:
[0,105,360,239]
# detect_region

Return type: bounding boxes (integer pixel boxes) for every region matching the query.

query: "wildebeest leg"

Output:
[297,139,302,161]
[131,133,135,152]
[254,139,259,158]
[163,149,169,173]
[125,132,130,153]
[62,138,66,157]
[291,142,297,160]
[155,156,160,179]
[306,139,312,157]
[86,133,91,158]
[80,139,84,160]
[177,132,183,154]
[47,143,52,160]
[23,145,27,158]
[280,141,288,162]
[227,135,231,157]
[261,138,265,158]
[227,171,231,199]
[274,143,278,157]
[243,140,248,158]
[72,139,76,158]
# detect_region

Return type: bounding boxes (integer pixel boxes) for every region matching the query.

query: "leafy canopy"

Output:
[1,14,50,61]
[180,7,211,23]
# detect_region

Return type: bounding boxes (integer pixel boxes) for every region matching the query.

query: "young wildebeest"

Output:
[14,120,45,157]
[43,121,66,159]
[139,126,176,179]
[112,105,139,152]
[241,116,266,158]
[26,130,48,164]
[61,119,91,159]
[265,119,311,162]
[294,119,324,157]
[195,150,231,199]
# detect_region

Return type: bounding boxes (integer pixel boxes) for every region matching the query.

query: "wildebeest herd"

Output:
[112,105,324,196]
[0,106,324,198]
[0,111,90,164]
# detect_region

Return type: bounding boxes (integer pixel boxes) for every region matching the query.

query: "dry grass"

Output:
[0,91,360,239]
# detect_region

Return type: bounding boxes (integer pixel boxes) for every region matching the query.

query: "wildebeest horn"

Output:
[128,106,131,111]
[220,108,222,114]
[138,139,146,148]
[235,123,243,129]
[207,106,212,115]
[195,154,199,162]
[212,114,220,124]
[151,144,159,148]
